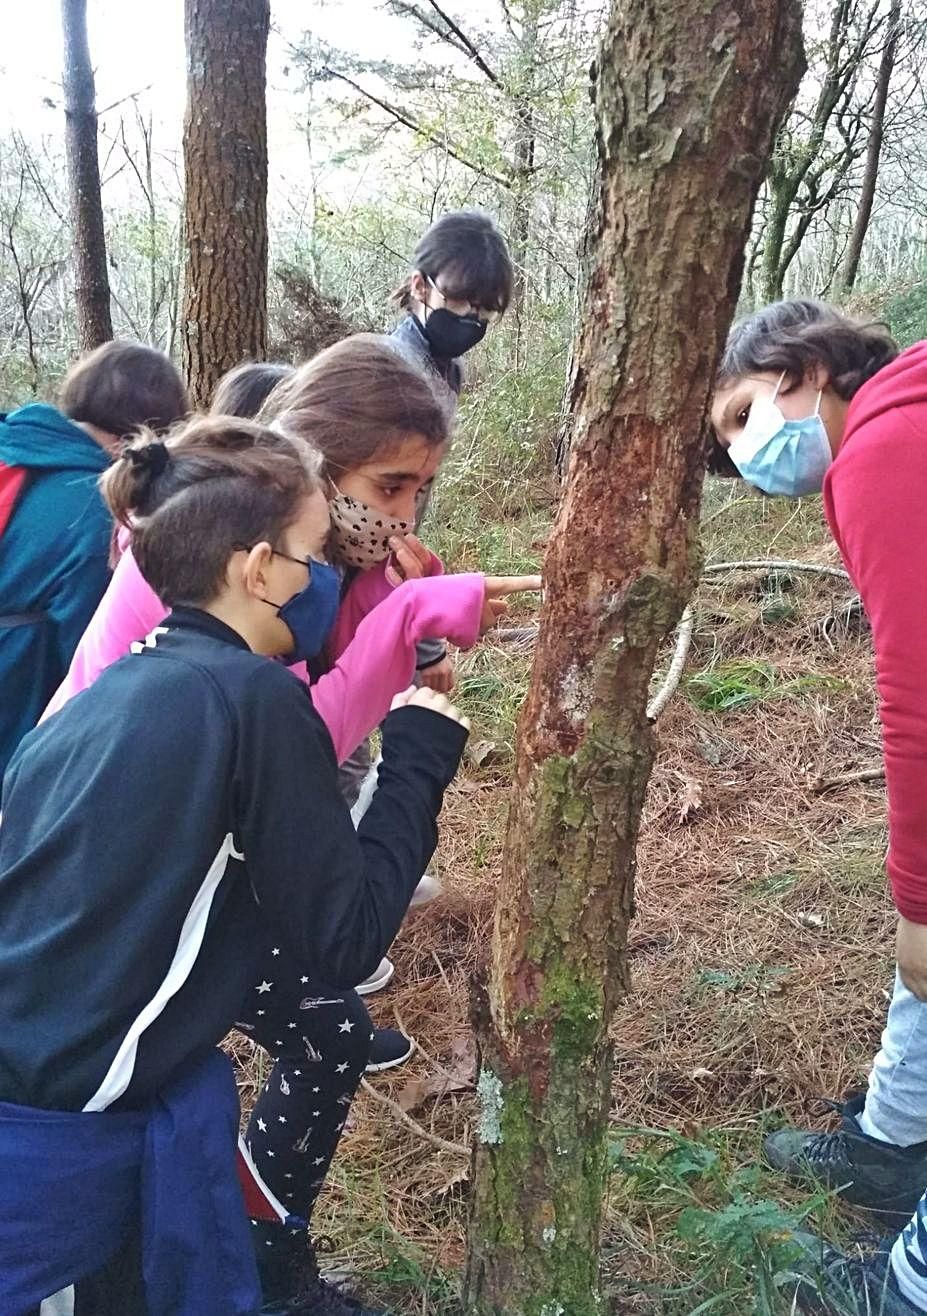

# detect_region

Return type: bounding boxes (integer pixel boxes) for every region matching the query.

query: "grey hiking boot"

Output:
[788,1232,923,1314]
[765,1095,927,1219]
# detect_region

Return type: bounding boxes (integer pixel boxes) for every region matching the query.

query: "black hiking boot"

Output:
[258,1234,389,1316]
[787,1232,925,1314]
[764,1095,927,1220]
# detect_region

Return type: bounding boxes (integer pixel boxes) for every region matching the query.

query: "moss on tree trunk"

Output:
[463,2,805,1312]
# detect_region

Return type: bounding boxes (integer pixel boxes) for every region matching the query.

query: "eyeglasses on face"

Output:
[425,274,500,325]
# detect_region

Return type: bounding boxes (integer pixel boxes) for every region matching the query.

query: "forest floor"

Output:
[235,481,894,1315]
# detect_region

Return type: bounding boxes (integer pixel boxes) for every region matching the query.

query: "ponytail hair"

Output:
[101,416,322,606]
[259,334,451,476]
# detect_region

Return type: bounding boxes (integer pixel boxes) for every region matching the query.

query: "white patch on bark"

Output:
[542,1225,557,1245]
[476,1067,504,1144]
[560,662,592,726]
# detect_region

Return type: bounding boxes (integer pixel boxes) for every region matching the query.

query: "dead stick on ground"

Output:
[359,1078,470,1156]
[702,559,851,582]
[647,605,694,721]
[812,765,885,794]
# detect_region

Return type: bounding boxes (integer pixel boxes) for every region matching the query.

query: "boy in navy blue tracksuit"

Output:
[0,339,188,776]
[0,416,469,1316]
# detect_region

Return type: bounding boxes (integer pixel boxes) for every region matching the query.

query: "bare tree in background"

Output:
[463,0,804,1310]
[181,0,270,408]
[61,0,113,351]
[839,0,903,291]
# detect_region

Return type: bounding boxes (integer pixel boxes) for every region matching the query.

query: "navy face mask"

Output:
[264,554,341,664]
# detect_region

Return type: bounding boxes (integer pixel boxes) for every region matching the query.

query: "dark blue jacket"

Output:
[0,404,112,776]
[390,314,463,400]
[0,1048,261,1316]
[0,607,466,1113]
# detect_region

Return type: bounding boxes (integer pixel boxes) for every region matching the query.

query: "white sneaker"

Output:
[409,873,443,910]
[355,956,394,996]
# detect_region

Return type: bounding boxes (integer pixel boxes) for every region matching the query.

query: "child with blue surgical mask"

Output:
[711,298,927,1315]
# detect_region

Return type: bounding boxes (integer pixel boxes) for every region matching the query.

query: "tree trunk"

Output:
[840,0,901,292]
[181,0,269,408]
[61,0,113,351]
[760,158,795,301]
[463,2,804,1313]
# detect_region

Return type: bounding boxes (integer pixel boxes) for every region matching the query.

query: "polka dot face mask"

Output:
[328,490,410,569]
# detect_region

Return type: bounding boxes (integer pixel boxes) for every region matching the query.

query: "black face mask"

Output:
[421,307,487,360]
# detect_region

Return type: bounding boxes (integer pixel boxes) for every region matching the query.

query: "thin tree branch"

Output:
[423,0,502,84]
[320,66,511,187]
[359,1078,469,1156]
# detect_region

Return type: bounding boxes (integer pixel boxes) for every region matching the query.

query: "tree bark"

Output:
[840,0,902,292]
[181,0,269,408]
[463,2,804,1313]
[61,0,113,352]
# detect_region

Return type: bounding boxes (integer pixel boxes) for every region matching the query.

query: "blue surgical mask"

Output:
[728,373,832,497]
[265,555,341,663]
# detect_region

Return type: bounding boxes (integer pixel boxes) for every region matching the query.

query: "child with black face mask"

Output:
[389,209,513,407]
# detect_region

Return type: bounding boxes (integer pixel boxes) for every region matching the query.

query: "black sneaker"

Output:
[788,1232,923,1314]
[258,1237,388,1316]
[365,1027,415,1074]
[764,1095,927,1219]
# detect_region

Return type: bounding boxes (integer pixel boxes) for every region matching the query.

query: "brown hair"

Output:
[59,339,189,439]
[708,299,900,476]
[259,334,451,476]
[392,210,513,314]
[101,416,321,606]
[211,362,296,419]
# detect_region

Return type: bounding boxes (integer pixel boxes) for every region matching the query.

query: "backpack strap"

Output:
[0,461,28,539]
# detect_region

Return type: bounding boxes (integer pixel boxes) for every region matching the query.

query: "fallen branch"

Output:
[812,765,885,794]
[360,1077,470,1156]
[492,625,539,644]
[703,558,850,582]
[647,605,694,721]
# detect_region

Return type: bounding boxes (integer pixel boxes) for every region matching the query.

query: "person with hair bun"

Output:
[711,300,927,1313]
[0,415,473,1316]
[0,338,188,776]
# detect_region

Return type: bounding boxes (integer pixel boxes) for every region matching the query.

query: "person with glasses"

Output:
[390,209,513,402]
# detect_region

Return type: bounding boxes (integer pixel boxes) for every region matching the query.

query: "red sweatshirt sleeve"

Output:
[824,407,927,923]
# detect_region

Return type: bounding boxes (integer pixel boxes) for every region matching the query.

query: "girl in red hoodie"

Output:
[711,299,927,1314]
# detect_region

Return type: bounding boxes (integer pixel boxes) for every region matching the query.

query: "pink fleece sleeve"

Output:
[310,572,484,764]
[41,546,168,720]
[824,408,927,923]
[325,553,445,663]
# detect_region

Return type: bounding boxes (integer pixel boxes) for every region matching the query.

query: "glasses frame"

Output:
[424,274,500,325]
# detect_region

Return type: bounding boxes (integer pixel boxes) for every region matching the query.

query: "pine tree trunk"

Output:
[463,3,804,1313]
[840,0,901,292]
[181,0,269,408]
[61,0,113,352]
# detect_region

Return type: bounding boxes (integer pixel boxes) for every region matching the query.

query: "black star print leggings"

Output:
[234,944,374,1250]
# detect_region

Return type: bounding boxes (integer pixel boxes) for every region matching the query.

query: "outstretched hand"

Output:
[480,574,543,634]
